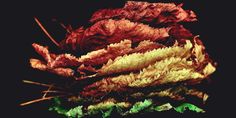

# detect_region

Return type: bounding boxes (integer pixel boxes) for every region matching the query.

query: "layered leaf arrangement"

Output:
[23,1,216,118]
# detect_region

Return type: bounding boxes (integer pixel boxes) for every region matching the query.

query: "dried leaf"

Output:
[79,39,132,66]
[30,58,74,77]
[80,19,170,52]
[30,58,47,71]
[90,1,196,23]
[32,43,53,63]
[49,54,80,68]
[82,54,215,97]
[98,40,193,76]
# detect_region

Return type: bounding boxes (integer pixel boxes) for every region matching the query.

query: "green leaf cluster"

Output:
[49,98,205,118]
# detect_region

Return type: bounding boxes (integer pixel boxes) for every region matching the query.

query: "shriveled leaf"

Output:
[49,54,80,68]
[32,43,53,63]
[128,57,197,87]
[90,1,196,24]
[30,58,47,71]
[50,67,74,77]
[130,40,165,53]
[79,39,132,66]
[98,40,193,75]
[30,58,74,77]
[82,39,215,98]
[80,19,170,52]
[82,55,213,97]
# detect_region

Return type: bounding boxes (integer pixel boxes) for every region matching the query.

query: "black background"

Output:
[3,0,235,118]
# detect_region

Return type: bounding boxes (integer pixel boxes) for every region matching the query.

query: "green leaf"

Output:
[102,107,114,118]
[49,97,205,118]
[174,103,205,113]
[115,105,124,114]
[153,103,173,111]
[49,106,68,115]
[48,98,68,115]
[66,106,83,118]
[54,97,61,105]
[128,99,153,114]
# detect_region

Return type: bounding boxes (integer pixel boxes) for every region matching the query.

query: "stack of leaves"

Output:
[22,1,216,118]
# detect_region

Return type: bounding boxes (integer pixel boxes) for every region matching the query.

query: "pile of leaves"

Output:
[22,1,216,118]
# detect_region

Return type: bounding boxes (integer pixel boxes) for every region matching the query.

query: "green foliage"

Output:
[128,99,153,114]
[49,98,83,117]
[48,98,68,115]
[49,98,205,118]
[174,103,205,113]
[153,103,173,111]
[86,104,124,118]
[101,107,114,118]
[66,106,83,118]
[86,105,114,117]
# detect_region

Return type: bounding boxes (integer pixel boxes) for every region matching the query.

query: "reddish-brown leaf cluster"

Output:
[90,1,196,24]
[60,1,196,53]
[28,1,216,108]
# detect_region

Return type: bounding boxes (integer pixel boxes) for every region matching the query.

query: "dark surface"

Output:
[3,0,234,118]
